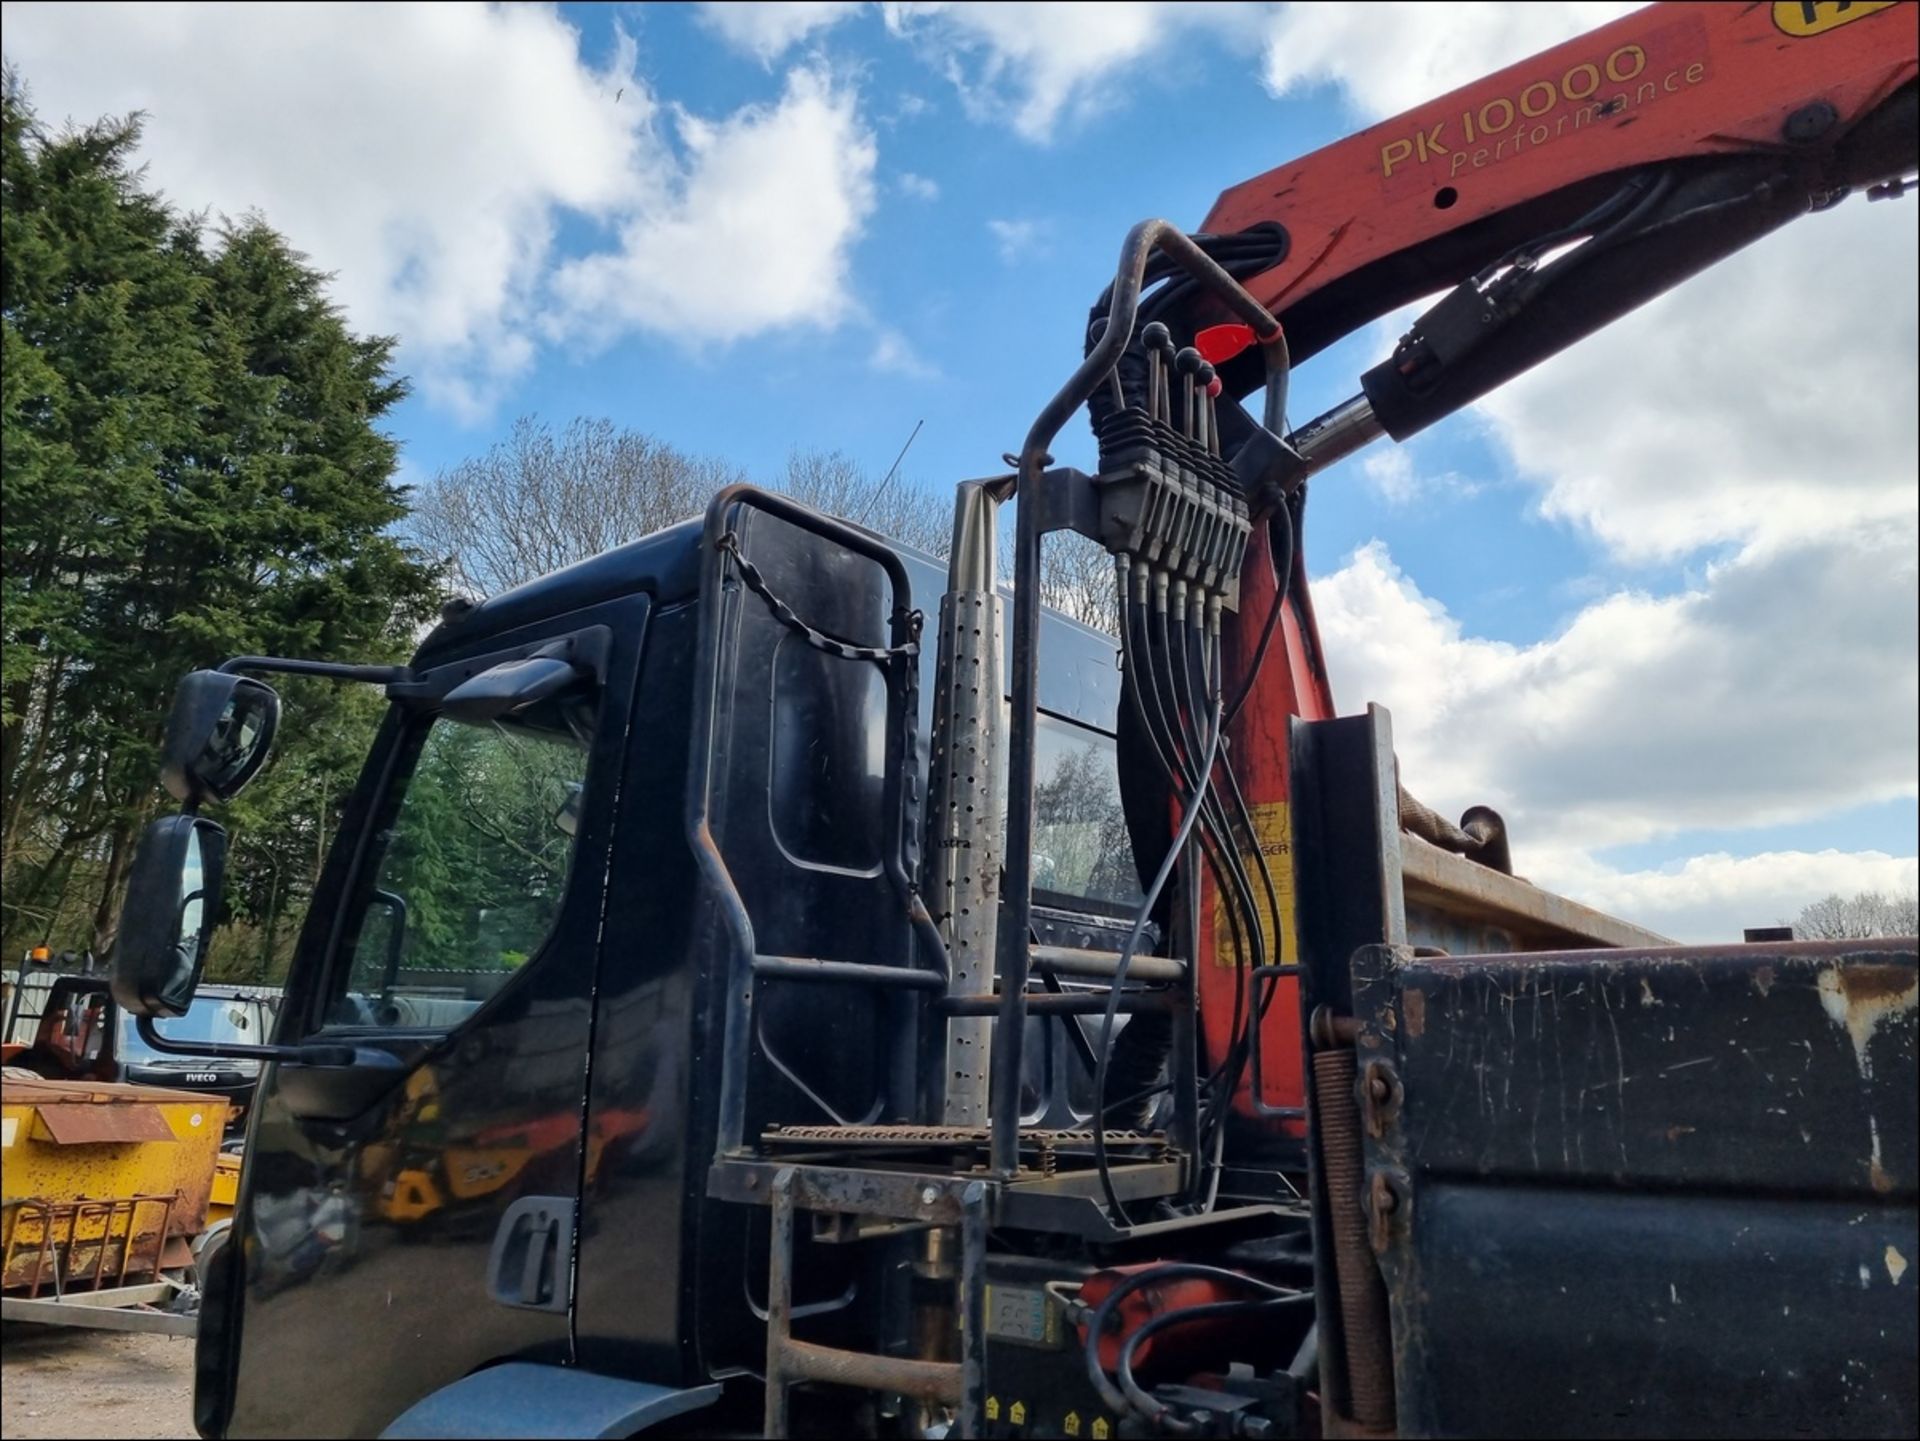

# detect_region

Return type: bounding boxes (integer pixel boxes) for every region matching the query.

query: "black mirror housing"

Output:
[110,814,227,1018]
[439,648,584,725]
[160,671,281,805]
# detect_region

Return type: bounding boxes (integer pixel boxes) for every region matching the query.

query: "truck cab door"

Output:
[204,595,649,1440]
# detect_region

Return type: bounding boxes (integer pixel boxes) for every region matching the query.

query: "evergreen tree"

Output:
[2,73,436,969]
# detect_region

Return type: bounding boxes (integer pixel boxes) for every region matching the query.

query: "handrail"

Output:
[989,220,1289,1180]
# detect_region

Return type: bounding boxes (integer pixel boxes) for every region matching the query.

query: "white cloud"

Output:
[881,1,1259,143]
[897,171,941,201]
[1538,848,1918,944]
[1318,534,1919,846]
[550,68,876,346]
[871,326,940,380]
[873,3,1641,142]
[695,1,865,63]
[1313,530,1918,938]
[1361,448,1423,506]
[986,217,1047,262]
[1263,2,1643,117]
[1480,197,1920,563]
[1,3,877,417]
[1359,445,1481,507]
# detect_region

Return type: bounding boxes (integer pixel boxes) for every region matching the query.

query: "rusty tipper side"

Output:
[1345,938,1918,1436]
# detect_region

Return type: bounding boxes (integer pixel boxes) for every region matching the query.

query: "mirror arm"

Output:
[135,1013,355,1068]
[218,656,409,685]
[372,889,408,994]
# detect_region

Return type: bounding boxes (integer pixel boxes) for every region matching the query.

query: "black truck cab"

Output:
[168,494,1138,1437]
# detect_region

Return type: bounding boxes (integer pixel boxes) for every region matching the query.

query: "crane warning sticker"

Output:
[1212,801,1298,972]
[1774,3,1898,37]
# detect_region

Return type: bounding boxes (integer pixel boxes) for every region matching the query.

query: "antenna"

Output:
[858,418,924,524]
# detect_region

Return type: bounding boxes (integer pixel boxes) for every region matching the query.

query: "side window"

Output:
[327,702,594,1029]
[1031,714,1140,907]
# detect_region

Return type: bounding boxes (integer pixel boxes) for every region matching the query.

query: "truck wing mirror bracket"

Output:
[385,626,610,712]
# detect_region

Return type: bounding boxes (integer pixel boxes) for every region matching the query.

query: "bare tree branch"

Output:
[409,417,1120,635]
[1789,890,1919,939]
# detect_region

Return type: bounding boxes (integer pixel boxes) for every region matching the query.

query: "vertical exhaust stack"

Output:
[925,481,1006,1126]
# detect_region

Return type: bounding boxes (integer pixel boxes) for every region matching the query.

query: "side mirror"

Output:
[160,672,281,805]
[111,815,227,1018]
[370,889,409,991]
[553,783,585,838]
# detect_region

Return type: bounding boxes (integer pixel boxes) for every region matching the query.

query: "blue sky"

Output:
[5,1,1915,938]
[418,2,1601,646]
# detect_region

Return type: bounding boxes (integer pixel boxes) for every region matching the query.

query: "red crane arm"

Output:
[1204,1,1917,369]
[1180,1,1916,1125]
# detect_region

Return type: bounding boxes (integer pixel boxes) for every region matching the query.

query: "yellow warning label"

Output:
[1092,1419,1113,1440]
[1773,1,1897,36]
[1064,1412,1082,1436]
[1213,800,1299,970]
[985,1397,1000,1422]
[1009,1401,1027,1425]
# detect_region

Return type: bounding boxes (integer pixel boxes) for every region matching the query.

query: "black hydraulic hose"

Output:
[1116,1295,1314,1430]
[1172,593,1286,1158]
[1193,629,1293,1153]
[1137,581,1266,1051]
[1117,573,1256,1104]
[1521,169,1676,285]
[1115,486,1295,1181]
[1209,619,1288,1051]
[1091,692,1222,1225]
[1163,603,1251,978]
[1482,170,1655,279]
[1088,225,1290,335]
[1222,490,1296,728]
[1121,566,1190,794]
[1182,625,1244,1135]
[1056,223,1292,1191]
[1132,575,1281,1200]
[1169,601,1259,1203]
[1121,573,1240,947]
[1080,1261,1301,1416]
[1161,589,1198,766]
[1217,756,1285,1047]
[1148,580,1198,780]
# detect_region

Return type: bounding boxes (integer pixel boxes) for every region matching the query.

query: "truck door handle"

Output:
[487,1196,573,1313]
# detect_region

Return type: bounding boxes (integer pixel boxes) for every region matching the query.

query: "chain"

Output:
[716,530,922,663]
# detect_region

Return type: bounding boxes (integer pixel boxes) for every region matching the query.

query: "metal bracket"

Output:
[760,1166,991,1439]
[1364,1169,1411,1256]
[1359,1058,1403,1141]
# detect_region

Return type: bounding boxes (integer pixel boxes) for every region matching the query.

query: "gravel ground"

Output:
[1,1325,196,1440]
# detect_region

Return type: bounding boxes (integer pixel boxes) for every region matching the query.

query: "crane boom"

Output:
[1101,0,1919,1123]
[1205,1,1916,373]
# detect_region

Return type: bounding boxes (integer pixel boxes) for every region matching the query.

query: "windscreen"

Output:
[327,699,594,1030]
